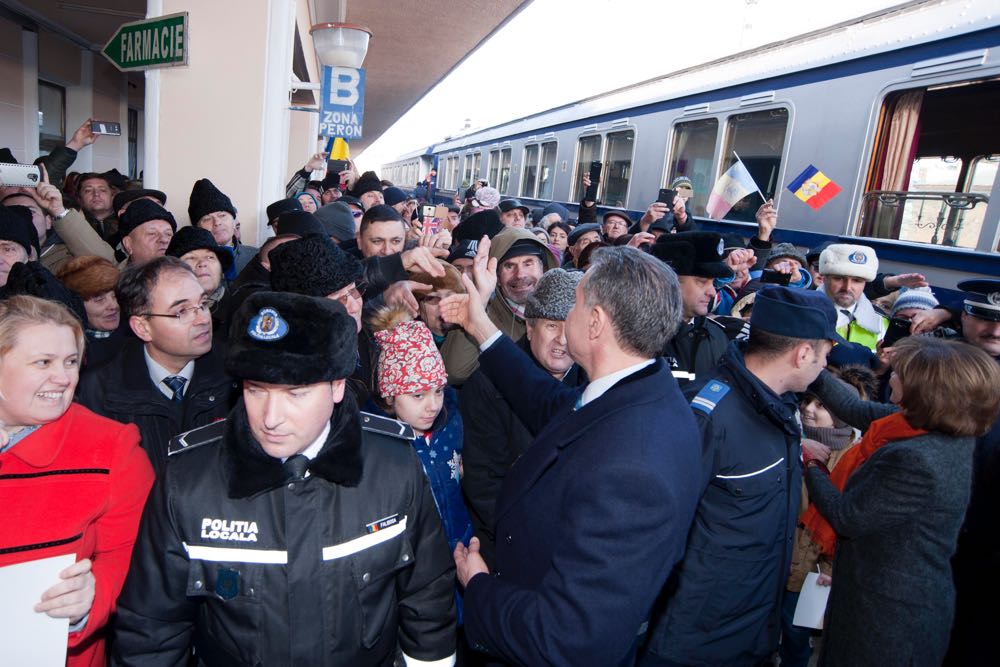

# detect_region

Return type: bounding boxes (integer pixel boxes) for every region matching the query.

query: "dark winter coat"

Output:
[463,336,702,666]
[643,341,802,666]
[807,370,976,667]
[662,315,730,387]
[111,395,457,666]
[459,336,586,568]
[75,338,238,476]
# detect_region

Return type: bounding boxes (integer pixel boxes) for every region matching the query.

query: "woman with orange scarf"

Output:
[801,337,1000,667]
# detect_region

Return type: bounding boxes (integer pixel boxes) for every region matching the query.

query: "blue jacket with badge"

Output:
[642,341,802,667]
[463,335,702,667]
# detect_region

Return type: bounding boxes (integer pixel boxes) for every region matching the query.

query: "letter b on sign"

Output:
[320,65,365,139]
[329,67,360,106]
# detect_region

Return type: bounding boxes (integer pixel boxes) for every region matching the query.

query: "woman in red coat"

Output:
[0,295,154,667]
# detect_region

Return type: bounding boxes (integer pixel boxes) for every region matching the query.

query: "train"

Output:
[382,0,1000,290]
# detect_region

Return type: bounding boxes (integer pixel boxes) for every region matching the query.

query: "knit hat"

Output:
[446,238,479,263]
[113,189,166,215]
[374,315,448,398]
[0,205,39,257]
[671,176,694,190]
[227,291,358,385]
[349,171,382,199]
[525,268,581,321]
[891,286,938,317]
[269,233,363,297]
[766,242,808,268]
[315,202,357,243]
[382,187,408,207]
[115,199,177,238]
[166,226,235,272]
[188,178,236,224]
[818,243,878,282]
[453,209,504,243]
[472,187,501,209]
[56,255,120,299]
[266,197,302,224]
[273,210,325,238]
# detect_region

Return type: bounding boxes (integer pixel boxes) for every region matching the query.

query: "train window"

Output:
[719,108,789,222]
[861,81,999,248]
[667,119,719,216]
[573,135,603,201]
[522,144,540,198]
[463,155,474,189]
[538,142,558,200]
[488,150,500,188]
[448,156,459,190]
[499,148,512,194]
[473,152,482,180]
[603,130,634,207]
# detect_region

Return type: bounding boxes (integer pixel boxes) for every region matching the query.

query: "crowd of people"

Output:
[1,123,999,667]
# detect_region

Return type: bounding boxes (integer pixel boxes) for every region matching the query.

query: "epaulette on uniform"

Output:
[360,411,416,441]
[168,419,226,456]
[690,380,731,416]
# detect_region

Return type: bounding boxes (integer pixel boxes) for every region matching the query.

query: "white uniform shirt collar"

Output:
[281,421,332,465]
[144,347,195,399]
[578,358,655,409]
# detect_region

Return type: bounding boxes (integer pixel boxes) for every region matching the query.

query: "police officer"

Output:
[650,232,733,386]
[946,278,1000,666]
[641,286,843,666]
[112,291,457,666]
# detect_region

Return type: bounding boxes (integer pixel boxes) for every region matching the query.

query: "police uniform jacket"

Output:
[643,341,802,666]
[111,394,457,667]
[662,315,730,386]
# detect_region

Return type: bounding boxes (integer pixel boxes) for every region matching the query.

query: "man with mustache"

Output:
[818,243,887,351]
[439,227,559,384]
[76,257,237,475]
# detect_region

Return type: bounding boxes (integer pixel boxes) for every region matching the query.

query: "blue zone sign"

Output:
[319,66,365,139]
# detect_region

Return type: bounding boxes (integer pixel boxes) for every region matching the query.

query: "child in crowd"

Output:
[372,307,473,554]
[779,365,876,667]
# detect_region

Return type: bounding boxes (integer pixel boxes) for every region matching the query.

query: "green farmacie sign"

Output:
[103,12,189,72]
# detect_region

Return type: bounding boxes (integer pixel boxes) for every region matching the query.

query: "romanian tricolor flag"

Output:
[787,165,842,210]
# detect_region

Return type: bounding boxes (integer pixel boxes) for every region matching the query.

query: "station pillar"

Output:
[143,0,301,245]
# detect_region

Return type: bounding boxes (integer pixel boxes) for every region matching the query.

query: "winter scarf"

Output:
[802,411,927,556]
[803,422,855,451]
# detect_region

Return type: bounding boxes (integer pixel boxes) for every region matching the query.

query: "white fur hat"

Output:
[818,243,878,282]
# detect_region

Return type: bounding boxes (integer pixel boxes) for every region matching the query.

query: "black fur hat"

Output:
[166,226,234,272]
[269,233,363,297]
[188,178,236,224]
[650,231,733,279]
[226,290,358,385]
[265,197,302,224]
[453,209,504,243]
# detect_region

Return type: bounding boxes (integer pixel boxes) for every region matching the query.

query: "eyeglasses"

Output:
[141,300,211,324]
[331,281,367,308]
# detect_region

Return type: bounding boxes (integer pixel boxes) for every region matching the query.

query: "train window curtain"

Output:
[871,89,924,239]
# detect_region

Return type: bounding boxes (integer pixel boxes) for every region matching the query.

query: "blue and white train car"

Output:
[388,0,1000,288]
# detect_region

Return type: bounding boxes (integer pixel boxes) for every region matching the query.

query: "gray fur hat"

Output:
[525,268,582,321]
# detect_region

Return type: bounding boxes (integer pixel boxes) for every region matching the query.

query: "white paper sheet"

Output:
[0,553,76,667]
[793,571,832,630]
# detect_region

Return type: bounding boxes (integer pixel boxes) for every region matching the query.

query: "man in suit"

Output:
[441,244,703,666]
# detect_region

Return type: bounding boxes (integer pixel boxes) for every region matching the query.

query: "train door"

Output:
[859,78,1000,250]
